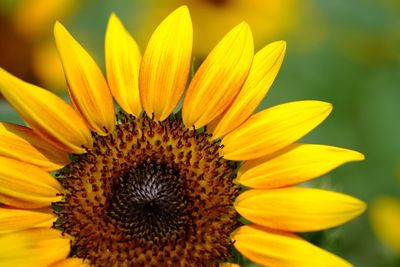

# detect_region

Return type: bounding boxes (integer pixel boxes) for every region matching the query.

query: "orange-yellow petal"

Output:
[370,196,400,253]
[182,22,254,128]
[0,157,62,209]
[105,14,142,116]
[238,143,365,188]
[139,6,192,121]
[54,22,115,135]
[222,101,332,161]
[0,122,70,171]
[219,263,240,267]
[235,187,366,232]
[210,41,286,138]
[0,68,92,153]
[232,225,352,267]
[0,207,56,234]
[50,258,90,267]
[0,228,70,267]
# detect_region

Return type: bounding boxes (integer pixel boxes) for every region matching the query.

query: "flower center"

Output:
[107,161,189,240]
[54,112,238,266]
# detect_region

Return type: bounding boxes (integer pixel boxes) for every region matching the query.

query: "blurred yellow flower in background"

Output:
[136,0,307,56]
[12,0,78,39]
[370,196,400,254]
[0,0,79,90]
[0,13,36,86]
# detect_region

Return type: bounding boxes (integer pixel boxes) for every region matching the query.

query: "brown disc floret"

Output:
[55,112,239,266]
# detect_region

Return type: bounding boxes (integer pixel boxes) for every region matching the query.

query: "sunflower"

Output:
[0,6,365,267]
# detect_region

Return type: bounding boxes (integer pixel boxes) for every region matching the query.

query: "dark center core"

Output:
[107,161,189,240]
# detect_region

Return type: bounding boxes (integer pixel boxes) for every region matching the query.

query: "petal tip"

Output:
[53,20,65,35]
[108,12,124,26]
[237,22,252,36]
[353,151,365,161]
[237,21,250,29]
[54,20,61,27]
[276,39,287,46]
[176,5,190,15]
[357,199,368,214]
[321,101,333,109]
[107,13,123,32]
[276,40,287,52]
[54,21,70,46]
[314,101,333,115]
[169,5,191,22]
[227,21,252,40]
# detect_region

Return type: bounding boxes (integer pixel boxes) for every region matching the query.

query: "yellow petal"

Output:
[370,196,400,253]
[139,6,192,121]
[238,143,365,188]
[219,263,240,267]
[232,224,352,267]
[0,122,70,171]
[54,22,115,135]
[0,228,70,267]
[182,22,254,128]
[0,157,62,209]
[235,187,366,232]
[0,206,56,234]
[105,14,142,116]
[222,101,332,161]
[0,68,92,153]
[211,41,286,138]
[50,258,90,267]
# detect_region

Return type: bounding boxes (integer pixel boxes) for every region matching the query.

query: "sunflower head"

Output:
[0,5,366,267]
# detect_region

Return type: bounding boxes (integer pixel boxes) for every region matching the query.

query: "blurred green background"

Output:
[0,0,399,266]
